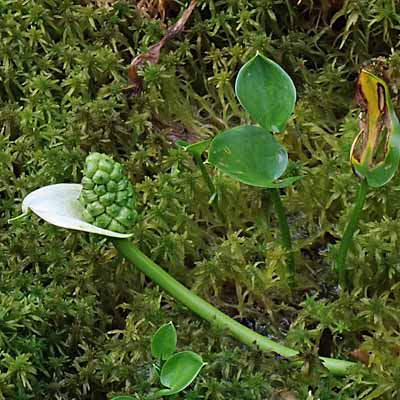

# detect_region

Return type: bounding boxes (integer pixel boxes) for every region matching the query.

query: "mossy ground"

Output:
[2,0,400,398]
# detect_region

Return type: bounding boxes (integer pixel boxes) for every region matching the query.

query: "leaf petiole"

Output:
[268,189,295,286]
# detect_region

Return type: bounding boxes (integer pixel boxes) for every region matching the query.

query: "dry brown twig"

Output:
[137,0,170,21]
[128,0,197,93]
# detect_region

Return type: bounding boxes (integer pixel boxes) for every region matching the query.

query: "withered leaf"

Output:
[349,348,370,366]
[137,0,170,21]
[352,72,389,168]
[350,69,400,187]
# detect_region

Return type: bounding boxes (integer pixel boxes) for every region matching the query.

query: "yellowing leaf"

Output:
[350,70,400,187]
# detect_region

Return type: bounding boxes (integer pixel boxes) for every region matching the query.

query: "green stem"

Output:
[193,153,225,222]
[269,189,295,284]
[336,179,368,290]
[113,238,356,375]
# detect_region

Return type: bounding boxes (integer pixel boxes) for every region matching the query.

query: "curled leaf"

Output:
[21,184,133,238]
[351,70,400,187]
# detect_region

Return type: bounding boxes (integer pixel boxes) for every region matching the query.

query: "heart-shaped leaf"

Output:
[152,351,205,397]
[208,125,290,187]
[351,70,400,187]
[151,322,177,360]
[20,184,133,238]
[235,53,296,133]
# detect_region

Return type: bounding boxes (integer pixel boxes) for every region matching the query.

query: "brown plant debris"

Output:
[349,348,370,365]
[128,0,196,94]
[137,0,170,21]
[274,389,298,400]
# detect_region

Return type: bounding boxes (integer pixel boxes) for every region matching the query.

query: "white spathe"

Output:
[22,183,133,238]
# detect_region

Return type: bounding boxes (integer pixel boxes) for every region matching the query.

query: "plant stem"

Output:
[113,238,356,375]
[336,178,368,290]
[269,189,295,285]
[192,153,225,223]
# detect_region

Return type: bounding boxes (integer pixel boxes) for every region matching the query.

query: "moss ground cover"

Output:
[3,0,400,398]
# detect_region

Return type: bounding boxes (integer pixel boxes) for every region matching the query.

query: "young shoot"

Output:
[207,53,300,285]
[113,322,205,399]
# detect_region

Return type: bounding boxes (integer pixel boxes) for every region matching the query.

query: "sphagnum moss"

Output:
[4,0,400,398]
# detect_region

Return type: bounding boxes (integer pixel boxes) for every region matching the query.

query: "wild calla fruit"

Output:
[79,153,137,233]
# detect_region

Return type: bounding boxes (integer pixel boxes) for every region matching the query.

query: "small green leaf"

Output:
[151,322,177,360]
[235,53,296,132]
[208,125,289,187]
[176,139,212,157]
[153,351,206,397]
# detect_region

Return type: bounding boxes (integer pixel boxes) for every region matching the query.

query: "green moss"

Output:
[3,0,400,398]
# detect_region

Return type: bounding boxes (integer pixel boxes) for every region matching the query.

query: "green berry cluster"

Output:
[79,153,137,233]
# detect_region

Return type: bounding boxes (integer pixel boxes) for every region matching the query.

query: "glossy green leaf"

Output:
[208,125,289,187]
[351,70,400,187]
[151,322,177,360]
[235,53,296,133]
[152,351,206,397]
[176,139,211,157]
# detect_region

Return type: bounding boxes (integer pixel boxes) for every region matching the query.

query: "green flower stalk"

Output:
[18,152,357,377]
[79,153,137,233]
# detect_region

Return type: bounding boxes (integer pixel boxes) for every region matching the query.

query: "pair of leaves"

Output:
[112,323,205,400]
[207,53,298,188]
[151,323,205,398]
[350,69,400,187]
